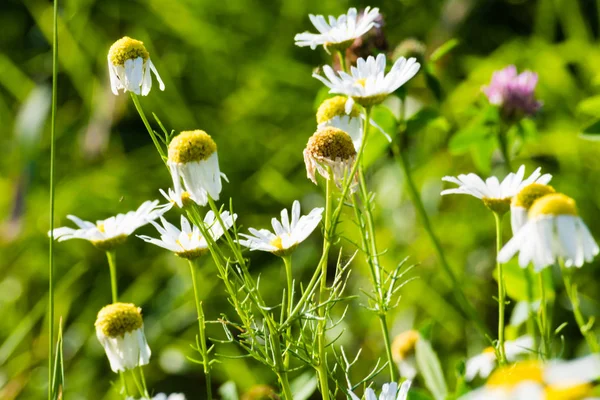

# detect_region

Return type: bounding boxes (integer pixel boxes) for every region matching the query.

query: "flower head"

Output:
[167,130,225,207]
[127,394,186,400]
[108,36,165,96]
[441,165,552,214]
[294,7,380,51]
[138,212,236,259]
[50,200,165,250]
[483,65,542,119]
[313,54,420,113]
[465,336,534,381]
[304,127,357,190]
[95,303,151,372]
[158,188,200,212]
[511,183,556,234]
[391,330,420,379]
[239,200,323,257]
[349,380,411,400]
[241,385,280,400]
[498,193,599,270]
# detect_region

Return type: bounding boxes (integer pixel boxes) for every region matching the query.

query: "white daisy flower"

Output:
[51,200,165,250]
[510,183,555,234]
[167,130,225,207]
[498,193,599,271]
[138,212,236,260]
[465,336,534,381]
[95,303,151,373]
[303,127,358,191]
[391,330,420,380]
[349,380,411,400]
[441,165,552,213]
[313,54,420,113]
[294,7,381,51]
[239,200,323,257]
[127,394,186,400]
[108,36,165,96]
[157,188,201,212]
[460,355,600,400]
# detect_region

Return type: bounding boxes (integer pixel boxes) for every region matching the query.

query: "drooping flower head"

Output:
[95,303,151,372]
[441,165,552,214]
[391,330,420,379]
[304,127,357,190]
[482,65,541,119]
[167,130,225,207]
[510,183,556,234]
[138,212,236,259]
[498,193,599,271]
[349,380,411,400]
[294,7,381,52]
[50,200,165,250]
[239,200,323,257]
[108,36,165,96]
[465,336,533,381]
[313,54,420,113]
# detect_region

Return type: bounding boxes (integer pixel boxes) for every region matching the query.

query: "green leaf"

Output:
[497,260,554,302]
[408,388,436,400]
[424,65,444,102]
[580,119,600,141]
[430,39,460,62]
[415,338,448,400]
[218,381,239,400]
[290,371,318,400]
[51,319,64,400]
[406,108,442,135]
[449,106,499,154]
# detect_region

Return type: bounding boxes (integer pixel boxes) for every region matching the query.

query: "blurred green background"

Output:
[3,0,600,398]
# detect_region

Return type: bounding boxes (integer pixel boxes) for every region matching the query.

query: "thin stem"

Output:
[129,92,166,160]
[538,271,551,358]
[357,168,382,292]
[277,371,294,400]
[120,373,130,396]
[378,315,396,380]
[282,255,293,369]
[497,124,513,172]
[336,50,347,73]
[187,260,213,399]
[524,265,538,357]
[48,1,58,398]
[105,251,118,303]
[130,368,147,398]
[561,262,600,353]
[138,367,149,398]
[493,212,507,364]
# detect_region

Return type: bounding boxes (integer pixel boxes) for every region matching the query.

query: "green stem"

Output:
[357,168,382,292]
[138,367,149,398]
[524,265,538,357]
[561,262,600,353]
[48,1,58,399]
[129,92,166,160]
[497,124,513,172]
[105,251,118,303]
[277,371,294,400]
[336,50,347,73]
[378,315,396,380]
[538,271,551,358]
[282,255,293,370]
[493,212,507,364]
[188,260,213,399]
[120,373,130,396]
[130,368,148,398]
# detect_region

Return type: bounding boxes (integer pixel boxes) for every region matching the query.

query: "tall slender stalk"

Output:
[538,271,551,358]
[48,2,59,398]
[105,251,118,303]
[493,212,507,364]
[282,255,293,369]
[129,92,166,160]
[187,259,213,399]
[524,265,538,357]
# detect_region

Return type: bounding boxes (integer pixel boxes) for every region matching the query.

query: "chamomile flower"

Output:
[294,7,381,51]
[465,336,534,381]
[108,36,165,96]
[304,126,357,190]
[391,330,420,379]
[138,212,236,260]
[498,193,599,271]
[239,200,323,257]
[167,130,225,207]
[51,200,165,251]
[313,54,420,113]
[510,183,556,234]
[158,188,201,212]
[95,303,151,373]
[460,355,600,400]
[349,380,411,400]
[441,165,552,214]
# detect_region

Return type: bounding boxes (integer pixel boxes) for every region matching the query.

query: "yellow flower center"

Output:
[391,330,420,362]
[108,36,149,66]
[545,383,593,400]
[528,193,578,219]
[97,223,105,233]
[487,361,543,387]
[356,78,367,87]
[306,127,356,161]
[95,303,143,338]
[168,130,217,164]
[316,96,360,124]
[483,346,496,355]
[512,183,556,209]
[270,236,284,250]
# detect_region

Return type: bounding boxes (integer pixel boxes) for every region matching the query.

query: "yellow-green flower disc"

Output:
[95,303,143,338]
[168,130,217,164]
[108,36,149,66]
[306,127,356,160]
[316,96,360,124]
[512,183,556,209]
[391,329,420,362]
[529,193,577,218]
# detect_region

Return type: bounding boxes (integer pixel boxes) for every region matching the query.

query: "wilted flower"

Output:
[138,212,236,259]
[391,330,420,379]
[498,193,599,271]
[314,54,420,113]
[465,336,534,381]
[441,165,552,214]
[167,130,225,207]
[95,303,151,372]
[482,65,542,119]
[239,200,323,257]
[108,36,165,96]
[304,127,357,190]
[294,7,380,52]
[349,380,411,400]
[510,183,556,234]
[50,200,165,250]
